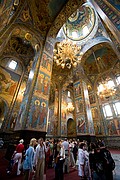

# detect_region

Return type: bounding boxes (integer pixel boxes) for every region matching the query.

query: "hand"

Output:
[32,169,35,174]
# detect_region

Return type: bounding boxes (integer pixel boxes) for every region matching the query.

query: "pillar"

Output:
[14,38,54,141]
[58,84,62,137]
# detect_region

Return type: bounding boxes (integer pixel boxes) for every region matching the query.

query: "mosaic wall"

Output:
[0,67,20,100]
[74,81,87,135]
[83,81,95,135]
[96,0,120,30]
[76,115,87,134]
[26,39,54,132]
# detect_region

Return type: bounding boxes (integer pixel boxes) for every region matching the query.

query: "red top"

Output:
[16,143,24,153]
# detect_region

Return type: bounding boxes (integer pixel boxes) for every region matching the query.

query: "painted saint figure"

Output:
[39,102,47,127]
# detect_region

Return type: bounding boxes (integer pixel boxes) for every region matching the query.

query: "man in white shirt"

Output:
[62,138,70,173]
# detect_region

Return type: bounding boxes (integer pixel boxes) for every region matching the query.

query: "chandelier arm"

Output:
[53,4,83,69]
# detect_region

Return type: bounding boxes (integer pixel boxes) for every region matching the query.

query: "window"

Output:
[68,91,70,97]
[29,70,34,79]
[113,102,120,116]
[116,76,120,85]
[103,104,113,118]
[72,31,78,39]
[9,60,17,70]
[107,80,115,89]
[83,26,89,36]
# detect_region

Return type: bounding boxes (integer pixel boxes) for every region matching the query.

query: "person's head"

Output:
[97,141,105,148]
[64,138,67,141]
[79,142,86,150]
[46,141,49,147]
[94,144,100,153]
[29,138,37,147]
[38,138,44,145]
[89,142,96,151]
[19,139,24,144]
[59,141,64,148]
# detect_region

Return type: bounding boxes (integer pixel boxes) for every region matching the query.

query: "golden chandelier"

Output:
[92,52,116,98]
[66,102,75,112]
[97,80,116,98]
[53,39,83,69]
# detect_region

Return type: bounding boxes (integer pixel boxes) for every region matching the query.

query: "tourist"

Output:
[78,142,86,179]
[89,143,106,180]
[84,143,91,180]
[23,138,37,180]
[0,138,4,149]
[69,140,76,168]
[35,138,46,180]
[73,141,78,164]
[13,139,24,176]
[98,141,115,180]
[55,140,65,180]
[48,139,54,168]
[62,138,70,173]
[45,141,50,169]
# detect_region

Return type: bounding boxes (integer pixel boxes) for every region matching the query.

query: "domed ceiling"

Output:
[45,2,118,90]
[63,4,95,41]
[82,44,118,78]
[1,1,119,90]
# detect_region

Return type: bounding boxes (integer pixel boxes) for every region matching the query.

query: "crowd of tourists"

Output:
[6,137,115,180]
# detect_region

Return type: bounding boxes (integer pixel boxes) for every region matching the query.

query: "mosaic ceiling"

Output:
[81,43,118,84]
[0,0,119,87]
[63,4,95,41]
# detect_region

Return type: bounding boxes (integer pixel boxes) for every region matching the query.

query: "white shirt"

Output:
[35,144,45,165]
[78,148,85,176]
[59,146,65,160]
[62,141,69,150]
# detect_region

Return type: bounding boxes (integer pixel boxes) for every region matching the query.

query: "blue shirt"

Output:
[23,146,35,171]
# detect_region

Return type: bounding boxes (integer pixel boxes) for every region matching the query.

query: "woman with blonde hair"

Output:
[23,138,37,180]
[34,138,46,180]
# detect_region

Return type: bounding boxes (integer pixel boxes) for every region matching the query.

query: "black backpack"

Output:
[94,153,104,174]
[103,151,115,170]
[96,161,104,174]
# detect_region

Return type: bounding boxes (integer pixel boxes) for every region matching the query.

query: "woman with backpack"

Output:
[89,143,106,180]
[98,141,115,180]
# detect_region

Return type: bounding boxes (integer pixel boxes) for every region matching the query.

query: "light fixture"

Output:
[53,7,83,69]
[66,102,75,112]
[53,40,83,69]
[97,80,116,98]
[91,50,117,98]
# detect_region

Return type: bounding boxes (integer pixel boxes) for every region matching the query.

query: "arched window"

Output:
[8,60,17,70]
[113,102,120,116]
[116,75,120,85]
[68,91,70,97]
